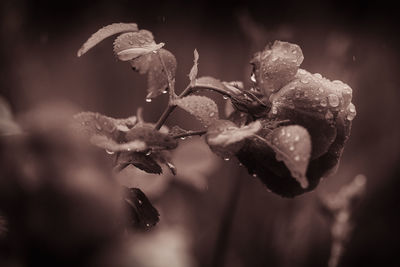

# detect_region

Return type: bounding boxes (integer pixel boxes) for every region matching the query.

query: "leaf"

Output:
[125,124,178,150]
[130,49,177,99]
[77,23,138,57]
[72,112,137,141]
[90,135,147,152]
[206,120,262,159]
[124,187,159,230]
[266,125,311,188]
[195,76,239,95]
[175,95,219,127]
[116,152,163,174]
[113,30,165,61]
[188,49,199,86]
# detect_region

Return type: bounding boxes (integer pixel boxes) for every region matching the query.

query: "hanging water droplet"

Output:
[223,95,229,100]
[105,149,115,155]
[328,94,340,107]
[349,103,356,113]
[224,157,230,161]
[180,136,186,140]
[162,90,168,94]
[250,72,256,83]
[320,98,328,107]
[294,155,300,161]
[145,98,152,103]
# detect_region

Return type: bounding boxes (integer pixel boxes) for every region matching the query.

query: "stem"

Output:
[211,168,243,267]
[172,130,207,139]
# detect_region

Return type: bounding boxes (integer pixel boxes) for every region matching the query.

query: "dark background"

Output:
[1,1,399,266]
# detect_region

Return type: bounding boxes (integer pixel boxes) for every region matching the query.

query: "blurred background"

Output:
[1,0,399,266]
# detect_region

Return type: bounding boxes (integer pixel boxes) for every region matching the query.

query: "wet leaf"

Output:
[72,112,137,141]
[77,23,138,57]
[124,187,159,230]
[206,120,262,159]
[90,135,147,152]
[267,125,311,188]
[130,49,177,99]
[125,124,178,150]
[175,95,219,127]
[113,30,164,61]
[188,49,199,86]
[116,152,162,174]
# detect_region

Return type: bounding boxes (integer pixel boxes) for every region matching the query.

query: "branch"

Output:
[172,130,207,139]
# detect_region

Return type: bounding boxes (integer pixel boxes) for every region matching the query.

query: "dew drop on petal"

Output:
[294,135,300,141]
[224,157,230,161]
[180,136,186,140]
[145,151,152,156]
[328,94,340,107]
[294,155,300,161]
[162,90,168,94]
[145,98,152,103]
[138,199,142,205]
[289,145,295,151]
[95,123,102,131]
[252,173,258,178]
[209,112,215,117]
[320,98,328,107]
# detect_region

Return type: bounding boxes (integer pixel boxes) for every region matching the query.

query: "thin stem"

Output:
[172,130,207,139]
[211,168,244,267]
[157,51,175,98]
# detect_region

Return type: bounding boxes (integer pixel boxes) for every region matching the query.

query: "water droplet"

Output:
[294,155,300,161]
[294,135,300,141]
[272,106,278,115]
[349,104,356,113]
[289,145,295,151]
[314,97,320,101]
[238,162,243,167]
[105,149,115,155]
[250,72,256,83]
[145,151,152,156]
[146,223,150,227]
[328,94,340,107]
[286,132,291,137]
[180,136,186,140]
[271,56,278,62]
[314,73,322,79]
[138,199,142,205]
[162,90,168,94]
[300,78,309,84]
[145,98,152,103]
[298,69,306,75]
[252,173,258,178]
[292,50,297,54]
[223,95,229,100]
[294,91,300,98]
[318,87,324,93]
[209,112,215,117]
[224,157,230,161]
[346,113,355,121]
[320,98,327,107]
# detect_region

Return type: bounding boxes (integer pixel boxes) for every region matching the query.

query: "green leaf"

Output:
[266,125,311,188]
[188,49,199,86]
[175,95,219,126]
[77,23,138,57]
[130,49,177,99]
[124,187,159,230]
[113,30,165,61]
